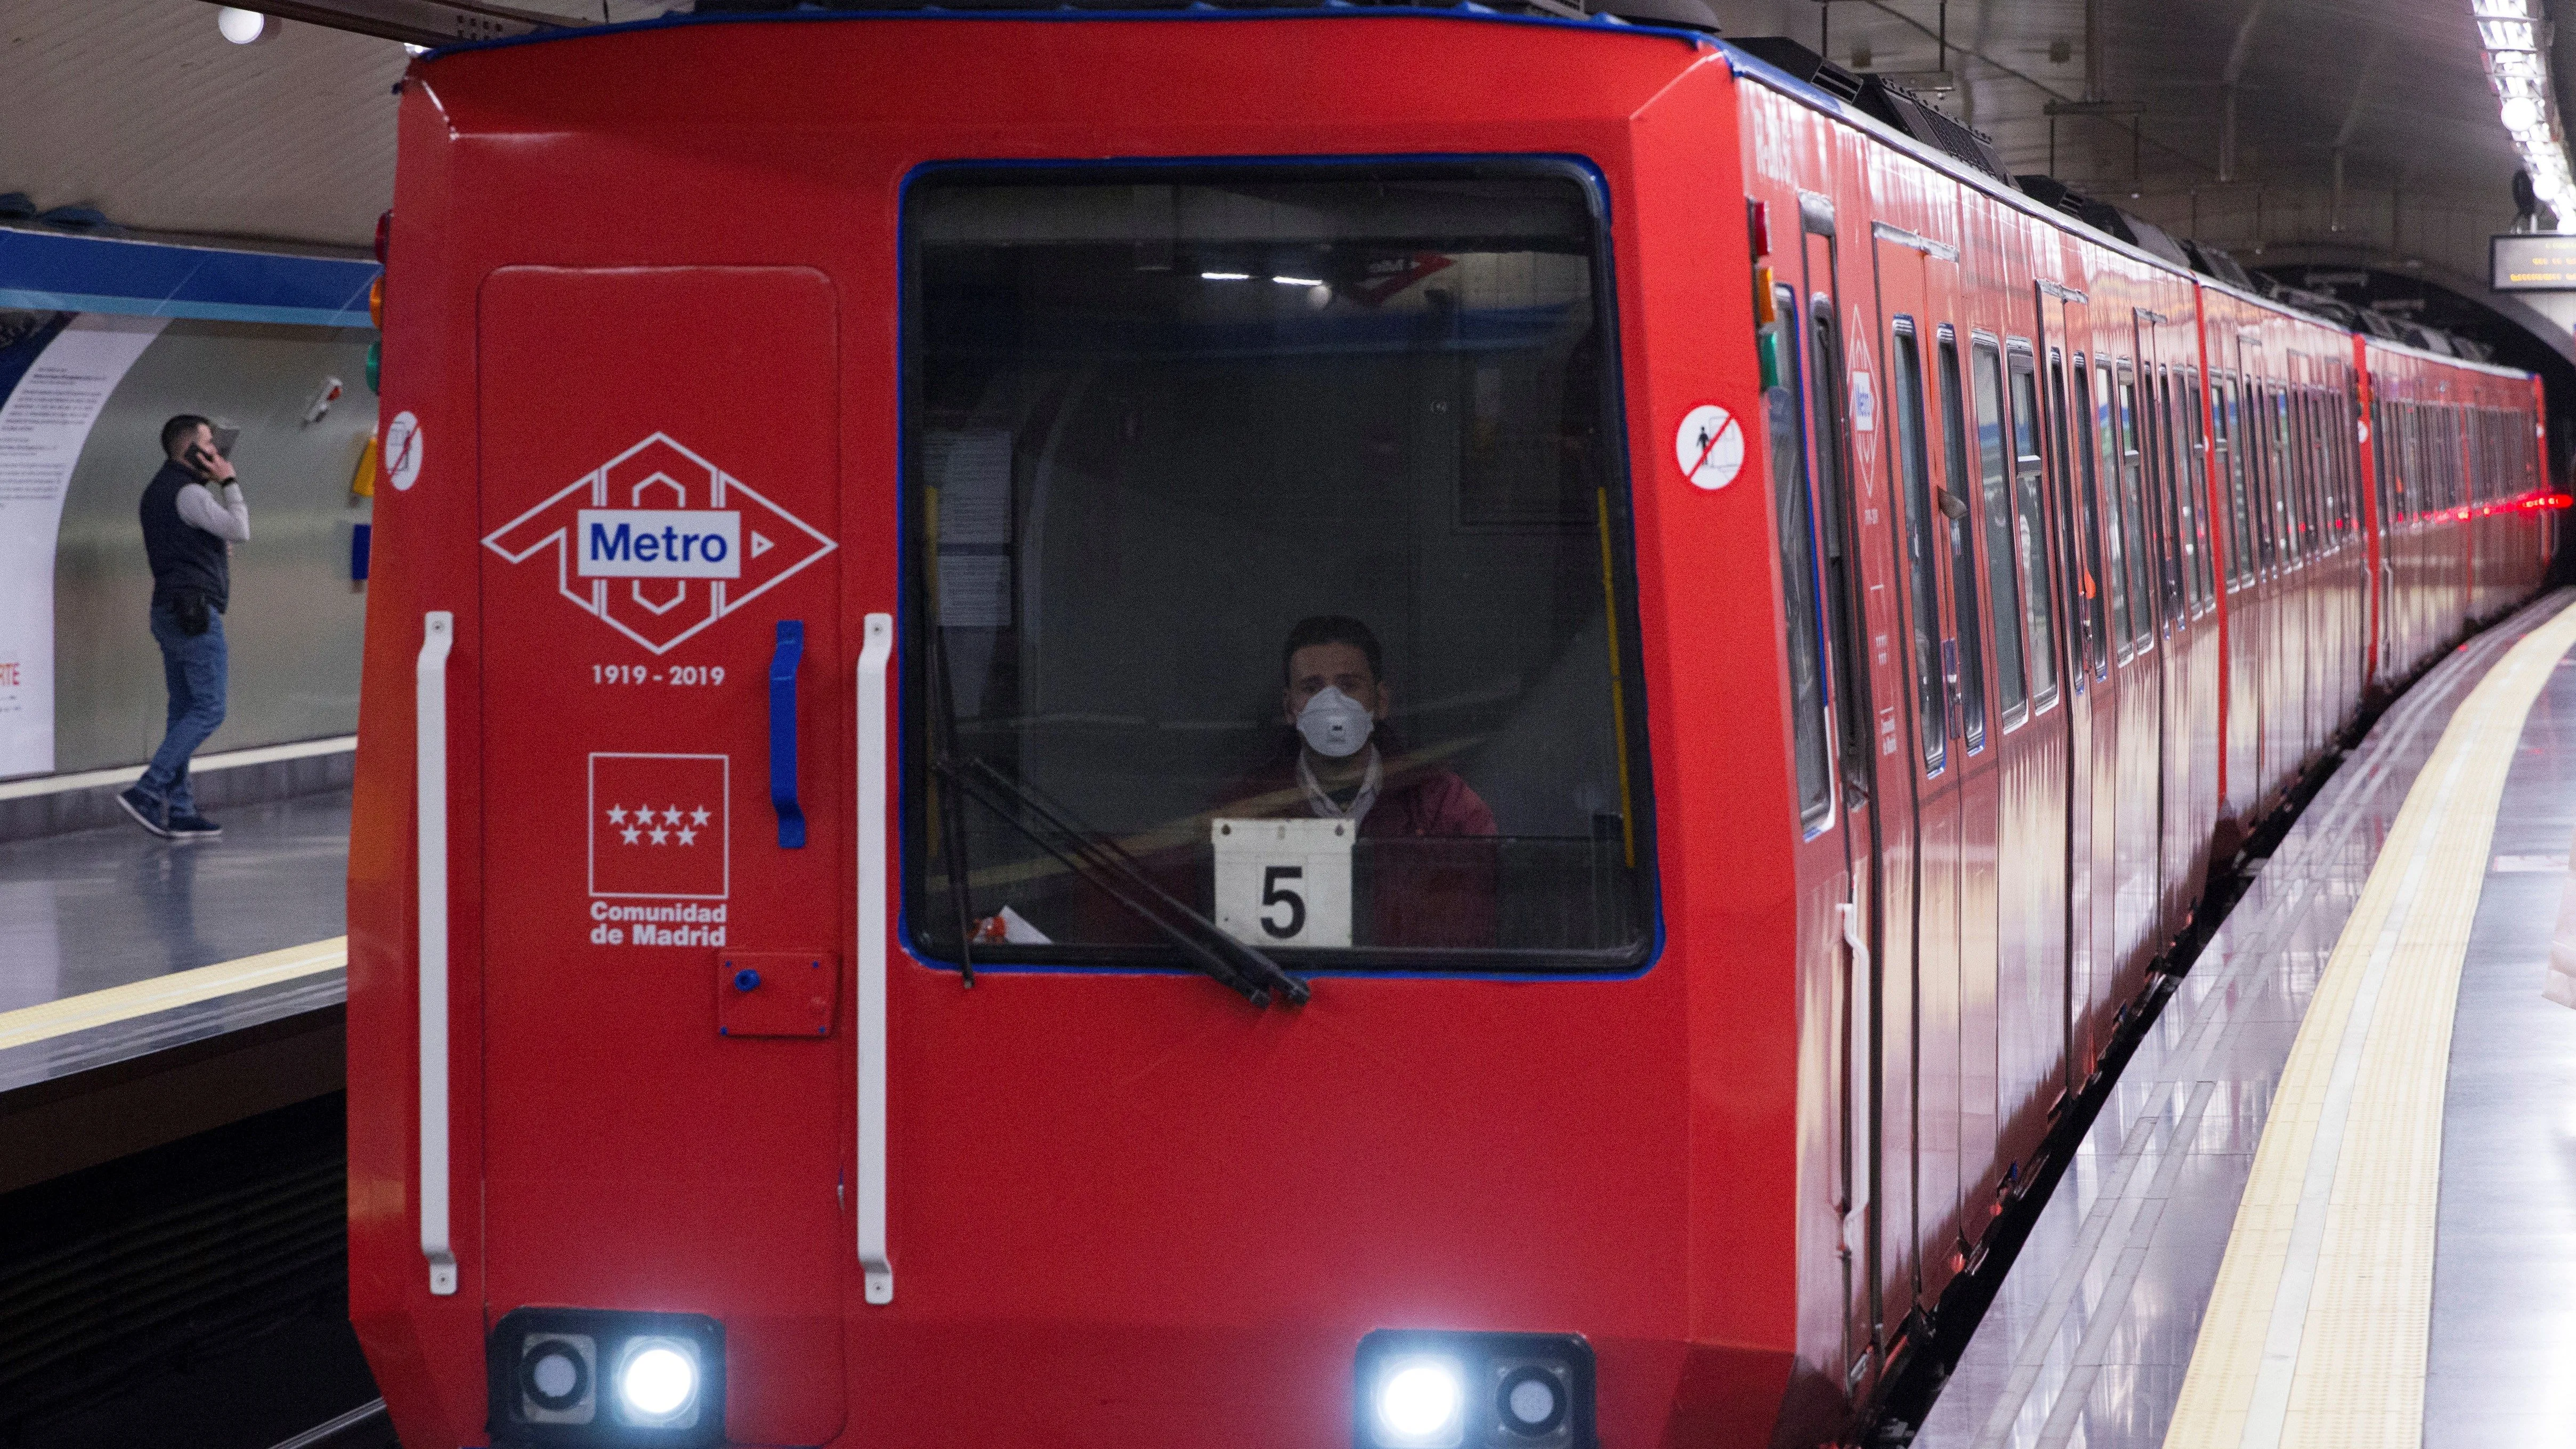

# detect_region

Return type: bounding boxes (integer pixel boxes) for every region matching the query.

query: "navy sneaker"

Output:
[117,787,171,839]
[165,811,223,841]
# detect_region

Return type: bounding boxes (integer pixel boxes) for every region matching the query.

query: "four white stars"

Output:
[606,803,714,846]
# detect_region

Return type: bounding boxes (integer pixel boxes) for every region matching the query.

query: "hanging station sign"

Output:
[2491,233,2576,290]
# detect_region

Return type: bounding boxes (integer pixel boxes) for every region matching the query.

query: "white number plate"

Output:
[1211,817,1354,949]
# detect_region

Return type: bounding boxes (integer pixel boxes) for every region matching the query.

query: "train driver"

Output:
[1219,614,1497,838]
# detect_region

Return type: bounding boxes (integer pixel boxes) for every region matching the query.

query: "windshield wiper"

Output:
[924,624,980,984]
[932,756,1309,1008]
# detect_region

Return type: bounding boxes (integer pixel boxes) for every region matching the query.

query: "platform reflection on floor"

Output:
[1915,593,2576,1449]
[0,789,349,1094]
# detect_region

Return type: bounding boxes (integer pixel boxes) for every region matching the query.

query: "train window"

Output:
[2288,390,2314,556]
[1891,324,1947,773]
[2404,402,2422,519]
[2338,392,2355,531]
[2244,384,2273,565]
[1972,339,2029,721]
[2321,394,2338,534]
[1762,287,1832,830]
[1940,333,1990,749]
[2008,350,2060,704]
[2180,369,2215,607]
[2275,387,2296,557]
[2049,353,2102,677]
[2151,367,2189,615]
[2070,360,2111,675]
[2448,408,2466,510]
[2372,398,2395,528]
[1804,301,1873,805]
[2215,377,2249,588]
[903,166,1651,969]
[2380,397,2401,521]
[2115,366,2156,643]
[2094,363,2133,649]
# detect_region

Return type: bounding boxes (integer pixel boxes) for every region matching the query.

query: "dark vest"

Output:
[140,461,230,612]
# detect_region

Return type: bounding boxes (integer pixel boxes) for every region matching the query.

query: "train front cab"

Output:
[344,16,1893,1449]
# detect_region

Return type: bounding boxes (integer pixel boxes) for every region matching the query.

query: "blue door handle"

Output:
[770,619,806,849]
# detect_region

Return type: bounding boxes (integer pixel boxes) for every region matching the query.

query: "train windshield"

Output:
[903,166,1652,974]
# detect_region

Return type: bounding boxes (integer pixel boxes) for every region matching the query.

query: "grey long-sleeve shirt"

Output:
[174,480,250,544]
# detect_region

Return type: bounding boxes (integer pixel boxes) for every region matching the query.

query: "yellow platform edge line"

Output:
[2162,599,2576,1449]
[0,936,348,1055]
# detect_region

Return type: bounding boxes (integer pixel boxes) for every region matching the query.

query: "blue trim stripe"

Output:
[0,229,378,329]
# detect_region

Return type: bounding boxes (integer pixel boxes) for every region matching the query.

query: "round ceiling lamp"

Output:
[216,8,279,44]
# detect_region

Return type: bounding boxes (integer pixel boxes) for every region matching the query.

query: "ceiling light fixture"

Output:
[2476,0,2574,224]
[216,7,278,44]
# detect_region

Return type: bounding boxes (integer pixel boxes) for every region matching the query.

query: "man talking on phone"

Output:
[118,415,249,840]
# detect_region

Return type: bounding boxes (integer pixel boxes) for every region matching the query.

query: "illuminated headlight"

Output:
[1356,1331,1594,1449]
[488,1307,723,1446]
[1371,1356,1467,1448]
[614,1338,701,1426]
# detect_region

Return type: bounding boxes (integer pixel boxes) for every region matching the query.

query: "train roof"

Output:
[419,0,1715,61]
[406,0,2527,385]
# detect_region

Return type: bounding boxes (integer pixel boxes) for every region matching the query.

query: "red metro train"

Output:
[345,9,2559,1449]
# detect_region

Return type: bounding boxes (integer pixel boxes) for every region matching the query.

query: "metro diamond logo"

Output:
[482,433,836,654]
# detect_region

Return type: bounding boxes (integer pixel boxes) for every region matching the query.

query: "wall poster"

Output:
[0,312,167,778]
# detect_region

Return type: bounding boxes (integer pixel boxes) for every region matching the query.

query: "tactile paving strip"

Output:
[0,936,345,1054]
[2162,598,2576,1449]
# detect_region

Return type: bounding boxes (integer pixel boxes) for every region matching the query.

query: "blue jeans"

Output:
[136,601,228,817]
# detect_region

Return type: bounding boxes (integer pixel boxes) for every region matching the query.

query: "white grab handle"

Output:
[857,613,894,1304]
[1838,898,1873,1259]
[416,611,457,1297]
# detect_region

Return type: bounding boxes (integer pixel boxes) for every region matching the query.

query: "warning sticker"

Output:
[1675,403,1744,491]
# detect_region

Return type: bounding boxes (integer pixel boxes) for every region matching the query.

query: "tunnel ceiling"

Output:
[0,0,2556,272]
[1706,0,2546,291]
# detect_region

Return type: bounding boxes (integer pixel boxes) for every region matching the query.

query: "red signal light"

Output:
[375,211,392,266]
[1746,199,1770,261]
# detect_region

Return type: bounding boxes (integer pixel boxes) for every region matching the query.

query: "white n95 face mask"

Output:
[1296,685,1374,758]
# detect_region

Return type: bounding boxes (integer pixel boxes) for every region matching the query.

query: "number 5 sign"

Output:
[1211,817,1354,949]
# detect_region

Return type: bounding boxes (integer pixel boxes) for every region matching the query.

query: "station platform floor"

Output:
[0,789,351,1193]
[1918,588,2576,1449]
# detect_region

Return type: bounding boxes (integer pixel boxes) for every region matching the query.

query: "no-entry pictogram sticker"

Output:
[1675,403,1744,490]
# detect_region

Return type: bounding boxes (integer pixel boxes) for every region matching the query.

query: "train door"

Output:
[2138,344,2193,931]
[2105,354,2161,990]
[2078,355,2127,1051]
[2364,383,2391,683]
[1804,195,1917,1366]
[473,267,850,1445]
[1867,216,1961,1318]
[2037,298,2107,1091]
[2213,370,2261,822]
[1924,314,1992,1293]
[2247,378,2287,792]
[1770,209,1888,1386]
[1992,338,2069,1181]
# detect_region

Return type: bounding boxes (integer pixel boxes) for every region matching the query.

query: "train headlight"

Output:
[1372,1357,1467,1447]
[614,1339,700,1424]
[1355,1331,1595,1449]
[488,1307,723,1446]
